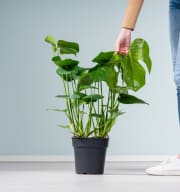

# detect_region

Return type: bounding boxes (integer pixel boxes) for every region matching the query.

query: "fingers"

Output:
[119,49,129,55]
[114,41,129,55]
[119,43,129,55]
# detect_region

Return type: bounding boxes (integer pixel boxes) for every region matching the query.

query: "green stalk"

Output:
[70,74,80,133]
[85,88,94,137]
[110,90,113,109]
[100,82,104,115]
[66,79,78,132]
[96,82,100,136]
[113,94,119,109]
[99,81,104,136]
[80,104,84,135]
[85,103,92,137]
[105,88,110,121]
[73,79,77,89]
[98,82,100,116]
[92,102,98,137]
[62,79,75,132]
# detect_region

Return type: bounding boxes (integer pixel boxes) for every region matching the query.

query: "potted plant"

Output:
[45,35,152,174]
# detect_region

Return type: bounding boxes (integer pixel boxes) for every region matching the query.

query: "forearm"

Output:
[121,0,144,30]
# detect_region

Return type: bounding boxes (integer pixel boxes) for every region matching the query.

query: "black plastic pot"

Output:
[72,137,109,174]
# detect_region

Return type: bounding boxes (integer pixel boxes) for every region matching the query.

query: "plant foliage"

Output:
[45,36,152,138]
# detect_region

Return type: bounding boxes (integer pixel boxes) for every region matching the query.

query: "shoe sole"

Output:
[146,170,180,176]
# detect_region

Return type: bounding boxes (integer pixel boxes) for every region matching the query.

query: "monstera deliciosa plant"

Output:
[45,35,152,174]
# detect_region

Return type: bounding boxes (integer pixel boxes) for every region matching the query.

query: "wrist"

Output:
[122,27,133,32]
[121,28,132,35]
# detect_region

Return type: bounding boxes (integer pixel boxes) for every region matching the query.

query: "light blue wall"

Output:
[1,0,180,155]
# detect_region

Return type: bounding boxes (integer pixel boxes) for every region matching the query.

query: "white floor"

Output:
[0,162,180,192]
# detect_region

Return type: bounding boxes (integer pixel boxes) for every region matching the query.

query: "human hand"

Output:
[114,28,132,55]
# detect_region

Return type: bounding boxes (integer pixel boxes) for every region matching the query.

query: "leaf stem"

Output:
[62,79,75,132]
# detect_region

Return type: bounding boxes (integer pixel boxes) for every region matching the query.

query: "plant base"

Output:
[72,137,109,174]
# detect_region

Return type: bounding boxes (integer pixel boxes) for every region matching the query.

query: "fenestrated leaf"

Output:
[118,93,148,105]
[92,51,114,65]
[45,35,56,47]
[121,54,146,92]
[130,38,152,73]
[58,125,70,128]
[58,40,79,56]
[120,38,152,91]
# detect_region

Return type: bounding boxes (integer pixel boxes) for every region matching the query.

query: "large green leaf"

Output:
[120,39,152,91]
[130,38,152,73]
[54,58,80,81]
[92,51,121,68]
[77,73,92,89]
[121,55,146,91]
[56,67,74,75]
[118,93,148,105]
[74,67,89,77]
[92,51,114,65]
[58,40,79,55]
[78,65,118,89]
[56,66,87,81]
[53,58,79,70]
[109,52,121,67]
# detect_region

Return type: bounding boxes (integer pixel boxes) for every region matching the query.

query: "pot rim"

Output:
[72,135,109,140]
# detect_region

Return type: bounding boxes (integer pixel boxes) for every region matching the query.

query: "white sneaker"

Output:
[146,156,180,176]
